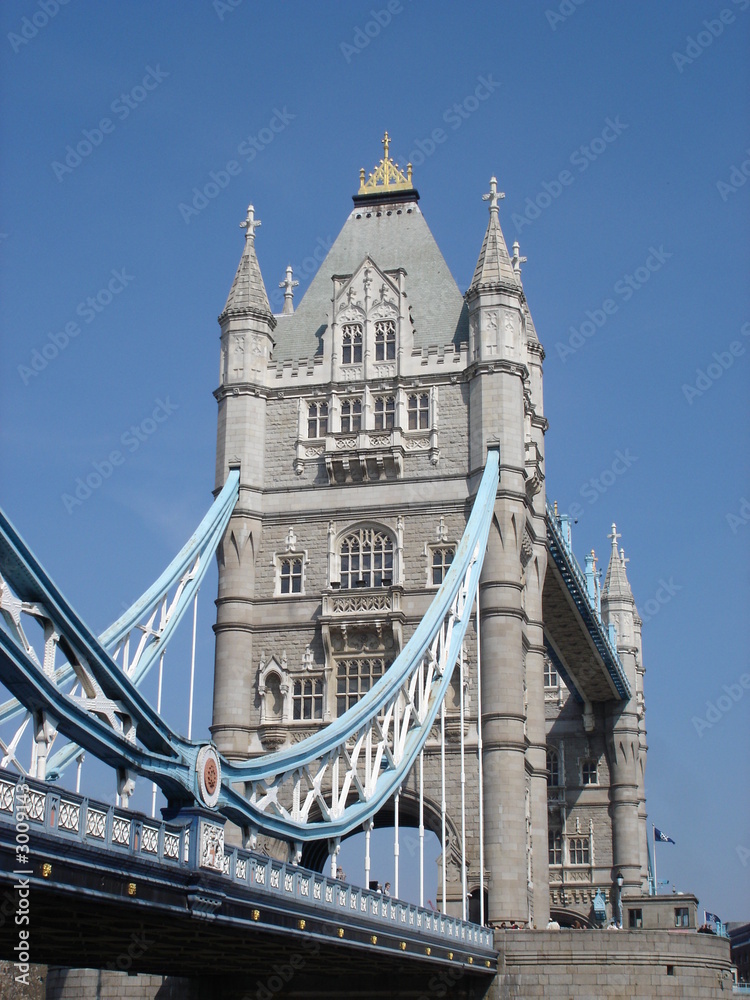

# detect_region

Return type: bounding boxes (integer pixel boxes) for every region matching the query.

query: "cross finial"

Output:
[482,176,505,214]
[382,131,391,161]
[279,265,299,315]
[240,204,261,241]
[511,240,527,276]
[608,523,621,548]
[620,547,630,567]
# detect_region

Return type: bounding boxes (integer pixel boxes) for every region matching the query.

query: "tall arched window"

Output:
[342,325,363,364]
[547,748,560,787]
[340,527,394,588]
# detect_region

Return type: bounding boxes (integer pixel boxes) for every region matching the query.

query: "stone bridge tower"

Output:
[211,136,647,929]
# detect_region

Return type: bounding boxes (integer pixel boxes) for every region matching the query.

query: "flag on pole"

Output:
[654,828,675,844]
[704,911,721,924]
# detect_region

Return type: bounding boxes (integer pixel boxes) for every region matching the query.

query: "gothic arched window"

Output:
[547,749,560,787]
[340,527,394,588]
[374,319,396,361]
[342,325,363,365]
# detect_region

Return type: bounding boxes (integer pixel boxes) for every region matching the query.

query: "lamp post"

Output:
[615,871,624,928]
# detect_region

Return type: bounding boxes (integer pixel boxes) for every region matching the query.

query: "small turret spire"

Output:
[240,204,261,242]
[469,175,519,291]
[220,202,273,320]
[279,265,299,315]
[482,176,505,215]
[602,523,633,600]
[511,240,527,277]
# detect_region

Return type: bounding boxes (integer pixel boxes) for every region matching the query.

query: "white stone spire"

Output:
[221,204,272,320]
[279,265,299,315]
[469,176,519,291]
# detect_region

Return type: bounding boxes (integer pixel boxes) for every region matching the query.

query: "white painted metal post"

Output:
[460,645,467,921]
[476,599,485,925]
[187,592,198,740]
[419,749,425,907]
[152,652,165,818]
[75,753,84,795]
[394,789,400,898]
[441,699,446,913]
[364,819,373,889]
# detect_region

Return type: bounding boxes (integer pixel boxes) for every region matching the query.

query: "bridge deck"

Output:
[0,773,496,991]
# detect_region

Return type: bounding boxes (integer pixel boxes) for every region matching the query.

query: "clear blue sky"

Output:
[1,1,748,918]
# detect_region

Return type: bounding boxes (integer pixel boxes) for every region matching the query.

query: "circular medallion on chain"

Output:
[196,745,221,808]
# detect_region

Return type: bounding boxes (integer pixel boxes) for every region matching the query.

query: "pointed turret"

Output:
[220,205,273,322]
[468,177,519,292]
[602,524,633,601]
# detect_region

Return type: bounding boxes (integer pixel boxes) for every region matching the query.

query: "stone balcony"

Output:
[320,586,405,660]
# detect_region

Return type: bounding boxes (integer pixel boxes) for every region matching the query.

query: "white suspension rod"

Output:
[152,652,165,818]
[364,820,372,890]
[394,789,400,898]
[460,644,467,922]
[476,598,485,926]
[441,698,446,914]
[187,591,198,740]
[419,749,425,907]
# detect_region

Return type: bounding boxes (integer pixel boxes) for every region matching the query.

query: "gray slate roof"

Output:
[271,201,468,363]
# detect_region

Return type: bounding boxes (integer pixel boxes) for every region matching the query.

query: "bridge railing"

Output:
[1,770,494,953]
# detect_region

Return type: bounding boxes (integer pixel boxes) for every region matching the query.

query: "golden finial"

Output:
[358,131,414,195]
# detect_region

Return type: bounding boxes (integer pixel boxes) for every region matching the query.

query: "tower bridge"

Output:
[0,136,732,998]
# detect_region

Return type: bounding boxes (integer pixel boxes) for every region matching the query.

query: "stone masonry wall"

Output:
[491,928,733,999]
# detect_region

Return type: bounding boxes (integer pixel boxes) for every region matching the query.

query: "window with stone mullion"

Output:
[340,398,362,433]
[342,325,363,365]
[340,529,393,588]
[374,395,395,430]
[293,678,324,721]
[375,320,396,361]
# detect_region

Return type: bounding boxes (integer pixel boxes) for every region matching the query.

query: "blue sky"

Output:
[1,1,748,918]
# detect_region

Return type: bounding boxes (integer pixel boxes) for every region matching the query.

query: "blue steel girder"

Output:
[0,453,500,845]
[0,471,240,780]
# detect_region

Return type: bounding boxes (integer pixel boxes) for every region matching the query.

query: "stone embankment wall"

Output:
[492,928,733,999]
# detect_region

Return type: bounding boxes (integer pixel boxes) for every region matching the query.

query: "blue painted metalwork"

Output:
[0,454,499,843]
[0,471,240,783]
[546,500,631,699]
